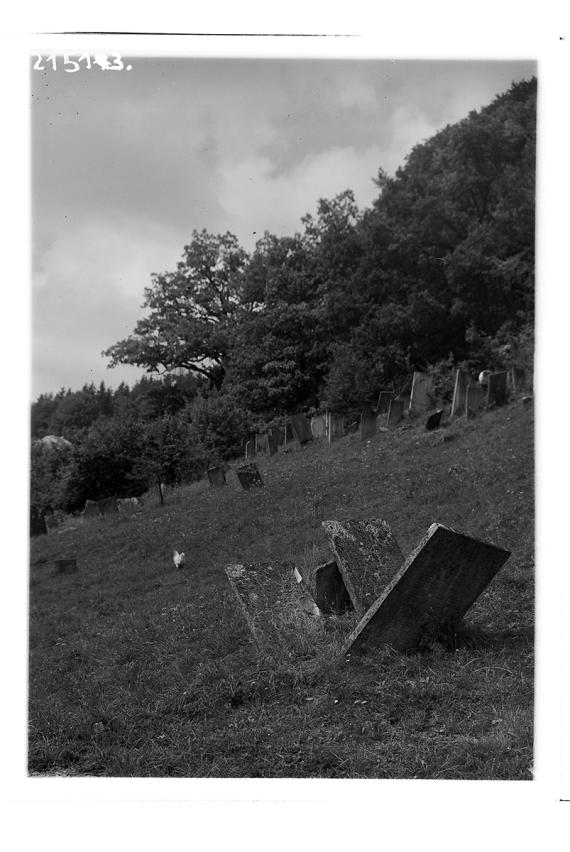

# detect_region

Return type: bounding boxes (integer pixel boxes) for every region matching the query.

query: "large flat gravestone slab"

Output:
[486,371,508,408]
[245,440,255,459]
[360,410,377,440]
[409,372,434,415]
[425,409,443,431]
[387,399,403,427]
[225,561,318,648]
[207,466,226,487]
[99,496,118,516]
[322,519,404,617]
[376,392,393,416]
[236,463,264,490]
[290,414,313,445]
[451,368,471,416]
[344,523,511,655]
[309,560,353,615]
[465,384,486,416]
[311,414,327,439]
[327,412,345,443]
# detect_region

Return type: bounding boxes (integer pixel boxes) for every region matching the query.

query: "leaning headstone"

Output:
[311,414,327,439]
[290,414,313,445]
[510,367,526,393]
[360,409,377,440]
[245,440,255,459]
[451,368,471,416]
[322,519,404,617]
[343,523,511,655]
[487,371,508,408]
[99,496,118,516]
[207,466,226,487]
[327,412,345,443]
[236,463,264,490]
[55,557,78,575]
[409,372,434,415]
[387,399,404,427]
[83,499,102,521]
[425,409,443,431]
[44,514,60,534]
[376,392,393,417]
[308,559,353,615]
[465,384,486,417]
[225,561,318,648]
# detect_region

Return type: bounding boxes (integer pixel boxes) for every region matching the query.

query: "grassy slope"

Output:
[28,399,534,778]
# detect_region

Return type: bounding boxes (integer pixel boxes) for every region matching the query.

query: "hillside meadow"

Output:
[28,398,534,778]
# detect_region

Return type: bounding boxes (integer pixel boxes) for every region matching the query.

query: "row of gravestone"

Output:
[225,519,511,657]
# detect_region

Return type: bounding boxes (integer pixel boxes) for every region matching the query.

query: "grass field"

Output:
[28,398,534,778]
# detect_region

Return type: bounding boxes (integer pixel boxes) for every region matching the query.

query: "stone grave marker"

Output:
[327,412,345,443]
[451,368,471,416]
[207,466,226,487]
[425,409,443,431]
[311,414,327,439]
[308,559,353,615]
[290,414,313,445]
[387,399,403,427]
[510,366,526,393]
[99,496,118,516]
[376,392,393,417]
[236,463,264,490]
[255,433,270,455]
[55,557,78,575]
[245,440,255,459]
[267,433,279,456]
[487,371,508,408]
[30,507,47,537]
[343,522,511,655]
[44,514,60,533]
[322,519,404,617]
[409,371,434,415]
[225,561,319,648]
[360,409,377,440]
[465,384,486,417]
[83,499,102,521]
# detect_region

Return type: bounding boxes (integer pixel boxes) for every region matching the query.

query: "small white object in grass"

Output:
[173,549,186,569]
[293,567,303,584]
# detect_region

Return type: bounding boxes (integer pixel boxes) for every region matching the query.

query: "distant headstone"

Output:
[99,496,118,516]
[510,367,526,393]
[117,497,143,511]
[309,559,353,615]
[55,557,78,575]
[290,414,313,445]
[360,410,377,440]
[267,433,279,455]
[245,440,255,459]
[327,412,345,443]
[311,414,327,439]
[207,466,226,487]
[255,433,270,455]
[376,392,393,417]
[225,561,318,648]
[387,399,404,427]
[322,519,404,617]
[282,422,295,446]
[487,371,508,408]
[83,499,102,521]
[451,368,471,416]
[44,514,60,533]
[343,523,511,655]
[425,409,443,431]
[30,506,47,537]
[236,463,264,490]
[409,371,434,415]
[465,384,486,417]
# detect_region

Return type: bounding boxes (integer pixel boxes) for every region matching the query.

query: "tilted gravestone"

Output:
[290,414,313,445]
[376,391,393,417]
[487,371,508,408]
[322,519,404,617]
[327,412,345,443]
[225,561,319,648]
[425,409,443,431]
[236,463,264,490]
[311,414,327,439]
[387,398,404,427]
[308,559,353,615]
[465,384,486,417]
[99,496,118,516]
[245,440,255,459]
[343,523,511,655]
[207,466,226,487]
[83,499,102,521]
[409,372,434,415]
[360,410,377,440]
[451,368,471,416]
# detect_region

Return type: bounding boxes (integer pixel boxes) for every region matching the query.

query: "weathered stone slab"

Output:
[225,561,318,648]
[255,433,270,455]
[465,384,486,417]
[409,372,434,415]
[309,559,353,615]
[99,496,118,516]
[245,440,255,459]
[510,366,526,393]
[487,371,508,408]
[387,399,403,427]
[267,433,278,455]
[236,463,264,490]
[344,523,511,655]
[451,368,471,416]
[360,410,377,440]
[322,519,404,617]
[376,392,393,416]
[55,557,78,575]
[207,466,226,487]
[311,414,327,439]
[327,412,345,443]
[30,506,47,537]
[83,499,102,520]
[290,414,313,445]
[425,409,443,431]
[44,514,61,533]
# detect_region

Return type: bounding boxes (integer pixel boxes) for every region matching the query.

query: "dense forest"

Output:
[31,78,536,520]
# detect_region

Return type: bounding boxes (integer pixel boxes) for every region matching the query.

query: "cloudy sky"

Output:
[31,56,536,398]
